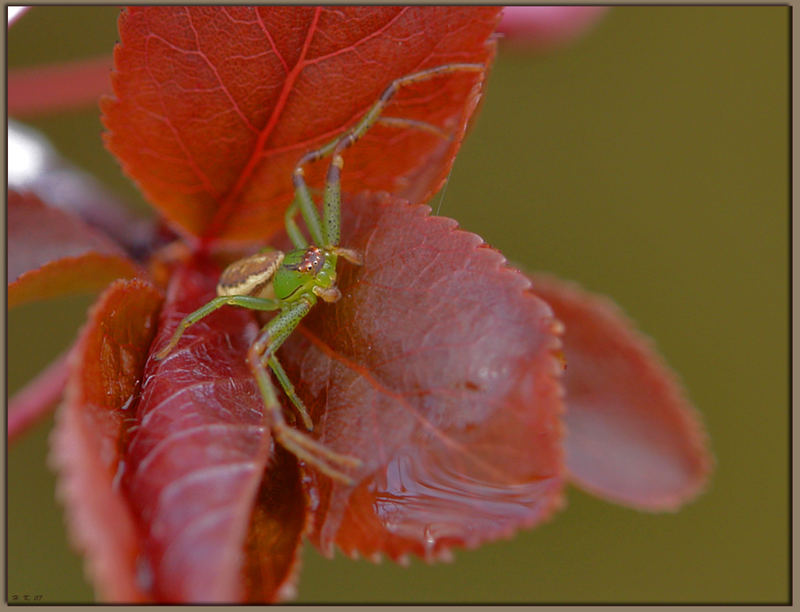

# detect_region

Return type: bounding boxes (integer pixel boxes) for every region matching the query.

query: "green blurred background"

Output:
[7,6,789,604]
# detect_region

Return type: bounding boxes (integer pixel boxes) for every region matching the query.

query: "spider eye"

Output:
[287,247,326,275]
[301,247,325,275]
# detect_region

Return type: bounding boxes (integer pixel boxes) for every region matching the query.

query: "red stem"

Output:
[8,55,114,117]
[8,351,70,442]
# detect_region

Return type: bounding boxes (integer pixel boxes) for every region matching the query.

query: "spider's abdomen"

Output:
[216,250,284,298]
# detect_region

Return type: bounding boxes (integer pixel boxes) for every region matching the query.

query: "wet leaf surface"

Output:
[528,274,713,510]
[103,6,500,241]
[275,194,567,561]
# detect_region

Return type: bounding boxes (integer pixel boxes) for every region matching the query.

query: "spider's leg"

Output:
[263,353,313,431]
[376,116,449,139]
[297,63,486,247]
[325,63,486,160]
[303,115,451,245]
[319,117,457,248]
[328,246,364,266]
[322,154,343,247]
[249,297,361,483]
[155,295,281,360]
[289,175,325,247]
[283,199,308,249]
[291,149,345,250]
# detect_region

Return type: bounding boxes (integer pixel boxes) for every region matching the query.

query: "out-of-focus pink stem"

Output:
[8,351,70,442]
[8,55,113,117]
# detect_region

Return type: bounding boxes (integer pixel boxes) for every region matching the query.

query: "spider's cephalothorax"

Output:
[276,246,341,303]
[154,62,485,484]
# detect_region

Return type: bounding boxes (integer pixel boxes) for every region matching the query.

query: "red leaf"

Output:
[102,6,500,242]
[51,278,163,602]
[8,190,141,308]
[275,194,566,562]
[121,256,304,602]
[528,274,713,510]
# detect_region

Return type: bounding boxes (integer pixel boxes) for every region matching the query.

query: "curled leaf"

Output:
[121,256,304,602]
[528,274,712,510]
[8,190,141,308]
[276,194,566,562]
[103,6,500,241]
[51,278,163,602]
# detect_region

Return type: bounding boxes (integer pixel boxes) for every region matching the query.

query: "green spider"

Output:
[155,63,485,483]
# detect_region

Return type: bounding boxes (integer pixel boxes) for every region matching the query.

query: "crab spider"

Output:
[155,63,485,483]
